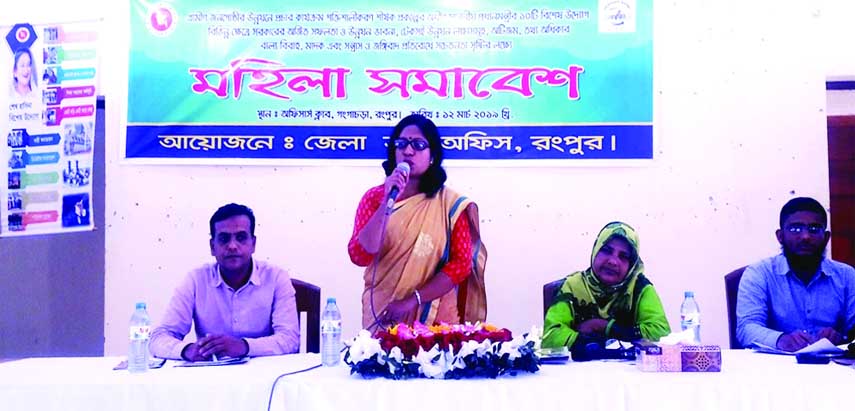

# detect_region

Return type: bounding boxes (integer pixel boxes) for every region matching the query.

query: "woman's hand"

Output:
[577,319,609,336]
[381,295,419,325]
[384,165,410,199]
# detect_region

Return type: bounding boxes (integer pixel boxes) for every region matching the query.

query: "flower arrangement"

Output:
[344,322,540,379]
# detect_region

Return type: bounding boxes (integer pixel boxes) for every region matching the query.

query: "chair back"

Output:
[292,278,321,353]
[542,278,566,317]
[724,266,747,349]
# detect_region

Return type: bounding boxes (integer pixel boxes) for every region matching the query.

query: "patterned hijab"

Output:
[562,221,648,321]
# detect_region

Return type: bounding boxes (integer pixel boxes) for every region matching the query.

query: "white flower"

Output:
[475,340,491,357]
[451,353,466,370]
[497,335,526,361]
[452,341,480,370]
[457,340,481,359]
[346,330,382,363]
[386,346,403,374]
[413,346,445,379]
[388,346,403,362]
[526,325,543,350]
[440,350,455,373]
[453,343,482,370]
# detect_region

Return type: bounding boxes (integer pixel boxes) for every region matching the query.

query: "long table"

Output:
[1,350,852,411]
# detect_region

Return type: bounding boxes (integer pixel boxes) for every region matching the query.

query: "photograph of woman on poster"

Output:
[11,48,38,98]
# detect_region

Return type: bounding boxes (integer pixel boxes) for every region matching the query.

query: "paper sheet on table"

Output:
[172,356,250,367]
[751,338,844,355]
[113,358,167,370]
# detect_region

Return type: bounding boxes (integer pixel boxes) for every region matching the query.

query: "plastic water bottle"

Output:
[128,302,151,373]
[321,297,342,366]
[680,291,701,344]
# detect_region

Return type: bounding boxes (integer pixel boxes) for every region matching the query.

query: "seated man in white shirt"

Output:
[150,203,300,361]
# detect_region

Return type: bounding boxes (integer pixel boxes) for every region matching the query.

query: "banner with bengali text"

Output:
[126,0,652,163]
[1,21,99,236]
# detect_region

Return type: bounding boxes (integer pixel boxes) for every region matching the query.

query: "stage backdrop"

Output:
[125,0,653,163]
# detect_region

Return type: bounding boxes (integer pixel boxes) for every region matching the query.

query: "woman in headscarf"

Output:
[542,221,670,350]
[347,114,487,330]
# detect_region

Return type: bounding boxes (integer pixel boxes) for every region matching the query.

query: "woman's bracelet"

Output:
[414,289,422,306]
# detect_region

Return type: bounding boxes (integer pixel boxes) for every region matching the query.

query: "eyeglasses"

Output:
[214,231,252,245]
[392,138,430,151]
[785,224,825,235]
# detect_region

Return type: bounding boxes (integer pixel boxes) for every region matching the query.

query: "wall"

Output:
[98,0,831,354]
[824,0,855,80]
[827,90,855,116]
[0,100,105,357]
[825,0,855,277]
[0,7,106,357]
[827,115,855,266]
[14,1,844,355]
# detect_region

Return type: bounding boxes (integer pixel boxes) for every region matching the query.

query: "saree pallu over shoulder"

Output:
[361,187,487,329]
[450,191,488,324]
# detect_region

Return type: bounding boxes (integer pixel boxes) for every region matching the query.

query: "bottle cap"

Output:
[327,297,336,304]
[684,291,694,298]
[135,302,146,310]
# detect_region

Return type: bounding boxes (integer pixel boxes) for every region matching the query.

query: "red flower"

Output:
[374,329,392,340]
[488,328,513,343]
[438,332,453,351]
[380,335,399,353]
[446,332,465,353]
[375,323,515,360]
[471,333,488,343]
[416,335,436,352]
[399,338,420,358]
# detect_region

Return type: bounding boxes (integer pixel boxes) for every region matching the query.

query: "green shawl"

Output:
[557,221,651,326]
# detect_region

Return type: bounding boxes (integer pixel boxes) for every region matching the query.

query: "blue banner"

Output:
[126,124,651,159]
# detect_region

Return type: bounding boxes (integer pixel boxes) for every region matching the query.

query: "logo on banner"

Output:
[16,27,30,42]
[5,23,37,51]
[148,3,177,36]
[599,0,636,33]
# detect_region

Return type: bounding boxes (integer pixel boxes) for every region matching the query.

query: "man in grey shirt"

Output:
[737,197,855,352]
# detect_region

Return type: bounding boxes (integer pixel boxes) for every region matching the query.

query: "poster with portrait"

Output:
[0,21,99,236]
[125,0,653,164]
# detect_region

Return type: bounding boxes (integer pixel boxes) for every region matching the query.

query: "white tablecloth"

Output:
[1,350,852,411]
[0,354,320,411]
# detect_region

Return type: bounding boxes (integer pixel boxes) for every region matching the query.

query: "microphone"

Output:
[386,162,410,212]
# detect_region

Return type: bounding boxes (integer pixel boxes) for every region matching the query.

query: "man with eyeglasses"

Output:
[150,203,300,361]
[737,197,855,351]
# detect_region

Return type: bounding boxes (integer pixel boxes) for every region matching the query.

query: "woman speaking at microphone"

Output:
[348,114,488,330]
